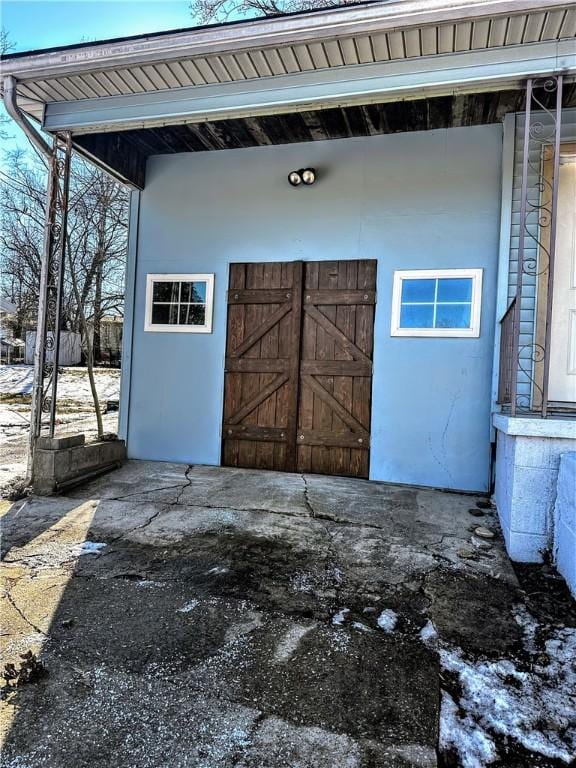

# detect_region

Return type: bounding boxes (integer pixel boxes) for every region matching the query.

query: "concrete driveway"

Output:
[1,462,574,767]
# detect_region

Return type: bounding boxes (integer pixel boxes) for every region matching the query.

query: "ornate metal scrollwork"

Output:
[515,344,546,414]
[31,134,73,441]
[509,75,563,417]
[520,78,561,279]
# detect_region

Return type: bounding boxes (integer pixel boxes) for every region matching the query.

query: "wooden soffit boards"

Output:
[71,90,530,156]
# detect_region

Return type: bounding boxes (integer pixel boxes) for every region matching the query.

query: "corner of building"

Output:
[117,190,141,451]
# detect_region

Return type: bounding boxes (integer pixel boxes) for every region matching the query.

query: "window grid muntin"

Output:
[391,269,482,338]
[400,277,473,330]
[151,279,208,327]
[145,273,214,333]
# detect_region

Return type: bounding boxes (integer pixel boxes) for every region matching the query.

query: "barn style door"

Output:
[222,260,376,478]
[222,262,303,472]
[297,260,376,478]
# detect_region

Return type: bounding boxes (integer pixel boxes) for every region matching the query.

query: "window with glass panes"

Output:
[145,274,214,333]
[391,269,482,337]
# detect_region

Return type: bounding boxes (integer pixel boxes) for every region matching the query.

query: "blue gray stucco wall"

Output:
[126,124,502,491]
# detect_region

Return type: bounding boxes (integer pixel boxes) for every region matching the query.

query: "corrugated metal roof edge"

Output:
[0,1,372,61]
[1,0,571,70]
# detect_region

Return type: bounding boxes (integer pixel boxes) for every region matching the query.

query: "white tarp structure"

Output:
[25,330,81,366]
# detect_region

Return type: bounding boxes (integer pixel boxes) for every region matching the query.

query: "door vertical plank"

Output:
[239,263,264,468]
[317,262,339,474]
[297,262,318,472]
[274,262,292,470]
[351,260,376,478]
[332,260,356,474]
[257,262,281,469]
[223,264,246,467]
[284,261,303,472]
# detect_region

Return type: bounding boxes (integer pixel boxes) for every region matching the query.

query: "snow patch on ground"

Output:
[0,462,27,478]
[440,690,498,768]
[0,364,120,401]
[177,600,199,613]
[377,609,398,633]
[77,541,106,556]
[331,608,350,626]
[513,603,538,654]
[274,623,315,662]
[0,365,121,491]
[419,619,438,645]
[438,617,576,767]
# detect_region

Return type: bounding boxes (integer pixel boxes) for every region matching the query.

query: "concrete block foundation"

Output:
[493,414,576,564]
[33,434,126,495]
[553,452,576,597]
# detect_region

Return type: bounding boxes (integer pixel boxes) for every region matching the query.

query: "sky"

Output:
[0,1,206,157]
[2,1,196,53]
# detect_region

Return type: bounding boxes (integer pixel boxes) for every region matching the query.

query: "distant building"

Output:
[0,298,25,364]
[25,331,82,366]
[98,316,123,367]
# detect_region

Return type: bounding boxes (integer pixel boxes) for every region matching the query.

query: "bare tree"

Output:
[0,29,15,140]
[0,150,129,435]
[189,0,354,24]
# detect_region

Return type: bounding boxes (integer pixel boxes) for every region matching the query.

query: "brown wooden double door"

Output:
[221,260,376,478]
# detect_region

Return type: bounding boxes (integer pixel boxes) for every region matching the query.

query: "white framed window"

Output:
[391,269,483,338]
[145,274,214,333]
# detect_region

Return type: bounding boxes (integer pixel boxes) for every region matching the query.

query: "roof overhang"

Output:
[42,39,576,134]
[2,0,575,189]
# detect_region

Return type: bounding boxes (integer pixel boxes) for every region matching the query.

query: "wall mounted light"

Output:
[288,170,302,186]
[288,168,316,187]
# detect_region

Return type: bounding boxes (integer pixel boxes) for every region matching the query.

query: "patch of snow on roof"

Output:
[0,298,17,315]
[377,609,398,633]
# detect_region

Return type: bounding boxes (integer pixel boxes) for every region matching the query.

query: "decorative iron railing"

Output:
[29,133,72,457]
[497,298,516,406]
[502,74,565,418]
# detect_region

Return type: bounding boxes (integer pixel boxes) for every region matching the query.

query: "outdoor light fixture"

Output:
[288,170,302,186]
[301,168,316,185]
[288,168,316,186]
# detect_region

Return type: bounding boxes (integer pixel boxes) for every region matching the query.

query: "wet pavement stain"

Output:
[1,462,572,768]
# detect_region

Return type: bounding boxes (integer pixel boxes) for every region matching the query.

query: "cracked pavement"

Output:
[1,461,527,767]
